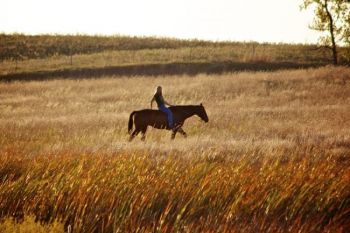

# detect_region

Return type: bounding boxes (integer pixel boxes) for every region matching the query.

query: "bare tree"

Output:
[301,0,350,65]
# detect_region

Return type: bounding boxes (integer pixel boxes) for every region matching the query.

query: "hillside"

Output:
[1,34,349,81]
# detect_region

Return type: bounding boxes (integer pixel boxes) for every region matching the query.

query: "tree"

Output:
[301,0,350,65]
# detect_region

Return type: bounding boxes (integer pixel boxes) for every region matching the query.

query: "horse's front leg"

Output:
[129,129,139,142]
[171,124,184,140]
[178,127,187,138]
[171,129,177,140]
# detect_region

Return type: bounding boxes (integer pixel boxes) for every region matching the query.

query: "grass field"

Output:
[0,45,323,76]
[2,33,350,79]
[1,65,350,232]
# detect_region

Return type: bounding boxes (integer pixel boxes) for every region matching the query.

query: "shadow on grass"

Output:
[0,61,324,82]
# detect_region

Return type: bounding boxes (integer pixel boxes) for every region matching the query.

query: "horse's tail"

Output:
[128,111,136,134]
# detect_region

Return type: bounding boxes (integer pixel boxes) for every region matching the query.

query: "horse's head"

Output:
[196,103,209,123]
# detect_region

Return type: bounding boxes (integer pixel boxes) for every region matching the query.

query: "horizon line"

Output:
[1,31,321,46]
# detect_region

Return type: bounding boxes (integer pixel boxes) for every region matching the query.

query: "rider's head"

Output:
[156,86,162,94]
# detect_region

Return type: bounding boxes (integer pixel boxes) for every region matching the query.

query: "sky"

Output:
[1,0,320,44]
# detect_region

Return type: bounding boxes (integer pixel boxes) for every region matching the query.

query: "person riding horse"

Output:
[150,86,174,131]
[128,86,209,141]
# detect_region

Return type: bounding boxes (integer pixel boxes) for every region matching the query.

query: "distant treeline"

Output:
[0,33,349,64]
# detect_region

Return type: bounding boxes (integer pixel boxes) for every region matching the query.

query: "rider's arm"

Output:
[164,99,172,107]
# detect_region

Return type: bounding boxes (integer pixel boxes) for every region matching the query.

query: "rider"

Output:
[150,86,174,129]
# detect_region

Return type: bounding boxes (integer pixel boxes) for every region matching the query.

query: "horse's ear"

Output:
[200,103,203,106]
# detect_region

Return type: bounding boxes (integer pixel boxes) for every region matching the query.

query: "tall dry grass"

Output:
[0,66,350,232]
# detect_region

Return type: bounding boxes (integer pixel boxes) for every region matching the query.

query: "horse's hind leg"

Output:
[140,127,147,141]
[129,129,140,142]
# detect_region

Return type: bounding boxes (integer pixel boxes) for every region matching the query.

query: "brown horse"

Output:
[128,104,209,141]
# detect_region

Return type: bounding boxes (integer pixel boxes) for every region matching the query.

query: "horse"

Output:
[128,104,209,141]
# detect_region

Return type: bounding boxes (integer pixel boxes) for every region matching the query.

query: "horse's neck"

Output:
[175,106,196,121]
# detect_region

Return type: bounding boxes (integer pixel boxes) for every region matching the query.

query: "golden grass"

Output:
[3,33,350,77]
[0,46,264,76]
[0,66,350,232]
[0,216,63,233]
